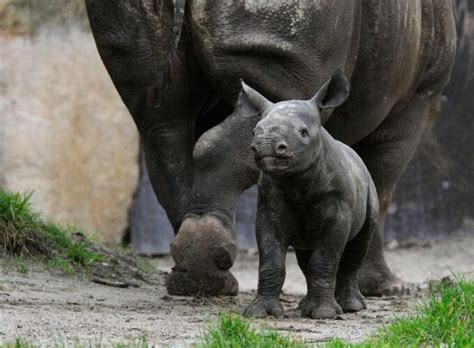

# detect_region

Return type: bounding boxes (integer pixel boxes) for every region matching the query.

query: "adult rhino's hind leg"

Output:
[355,93,442,296]
[85,2,201,238]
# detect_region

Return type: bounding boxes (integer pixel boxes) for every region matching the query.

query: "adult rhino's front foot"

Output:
[358,262,404,297]
[167,214,239,296]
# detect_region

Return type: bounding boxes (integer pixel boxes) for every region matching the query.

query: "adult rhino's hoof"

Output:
[359,263,404,297]
[168,214,239,296]
[166,268,238,296]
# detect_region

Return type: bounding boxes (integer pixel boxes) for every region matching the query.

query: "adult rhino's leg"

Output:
[87,1,258,296]
[354,93,442,296]
[85,1,203,230]
[167,109,260,296]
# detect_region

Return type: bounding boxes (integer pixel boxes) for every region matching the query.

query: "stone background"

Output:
[0,6,139,244]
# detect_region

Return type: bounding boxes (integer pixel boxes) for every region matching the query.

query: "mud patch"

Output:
[78,234,163,288]
[1,231,160,289]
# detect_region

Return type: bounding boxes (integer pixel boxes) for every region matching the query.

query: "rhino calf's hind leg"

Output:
[295,249,312,309]
[299,220,348,319]
[335,188,377,312]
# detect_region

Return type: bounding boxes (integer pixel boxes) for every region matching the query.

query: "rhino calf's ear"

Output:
[237,80,273,117]
[311,70,350,110]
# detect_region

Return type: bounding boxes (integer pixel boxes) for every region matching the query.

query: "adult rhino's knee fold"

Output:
[193,125,226,163]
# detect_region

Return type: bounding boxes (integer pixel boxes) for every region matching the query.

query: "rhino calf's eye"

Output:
[300,128,309,137]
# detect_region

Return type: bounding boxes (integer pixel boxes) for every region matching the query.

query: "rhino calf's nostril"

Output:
[276,142,288,154]
[251,144,257,153]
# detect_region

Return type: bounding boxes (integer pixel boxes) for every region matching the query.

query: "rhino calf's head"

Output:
[239,70,350,177]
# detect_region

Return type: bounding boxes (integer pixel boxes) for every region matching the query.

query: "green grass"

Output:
[375,276,473,347]
[0,189,105,274]
[197,313,305,348]
[46,257,75,274]
[0,339,34,348]
[198,277,474,348]
[0,337,149,348]
[327,276,474,347]
[12,255,27,273]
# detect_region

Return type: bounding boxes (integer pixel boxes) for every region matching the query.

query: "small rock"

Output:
[386,240,399,251]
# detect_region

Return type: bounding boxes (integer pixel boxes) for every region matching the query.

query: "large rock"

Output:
[0,28,139,244]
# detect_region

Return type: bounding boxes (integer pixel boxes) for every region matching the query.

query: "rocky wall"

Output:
[0,28,139,244]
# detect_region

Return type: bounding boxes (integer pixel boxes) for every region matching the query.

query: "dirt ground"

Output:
[0,234,473,347]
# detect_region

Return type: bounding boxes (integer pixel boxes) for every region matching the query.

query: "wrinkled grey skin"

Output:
[85,0,456,296]
[241,72,378,319]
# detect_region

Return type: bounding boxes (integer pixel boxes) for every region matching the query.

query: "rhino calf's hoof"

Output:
[300,299,343,320]
[244,297,284,319]
[336,277,367,313]
[336,288,367,313]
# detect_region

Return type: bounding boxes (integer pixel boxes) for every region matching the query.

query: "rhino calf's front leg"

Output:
[244,208,287,319]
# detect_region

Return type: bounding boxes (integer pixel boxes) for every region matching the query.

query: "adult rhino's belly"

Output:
[189,0,358,103]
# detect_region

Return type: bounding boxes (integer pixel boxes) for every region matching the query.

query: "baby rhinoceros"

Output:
[240,70,379,320]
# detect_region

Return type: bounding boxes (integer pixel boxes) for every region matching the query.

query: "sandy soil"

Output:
[0,235,473,346]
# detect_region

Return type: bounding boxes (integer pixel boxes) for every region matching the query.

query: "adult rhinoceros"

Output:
[85,0,456,296]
